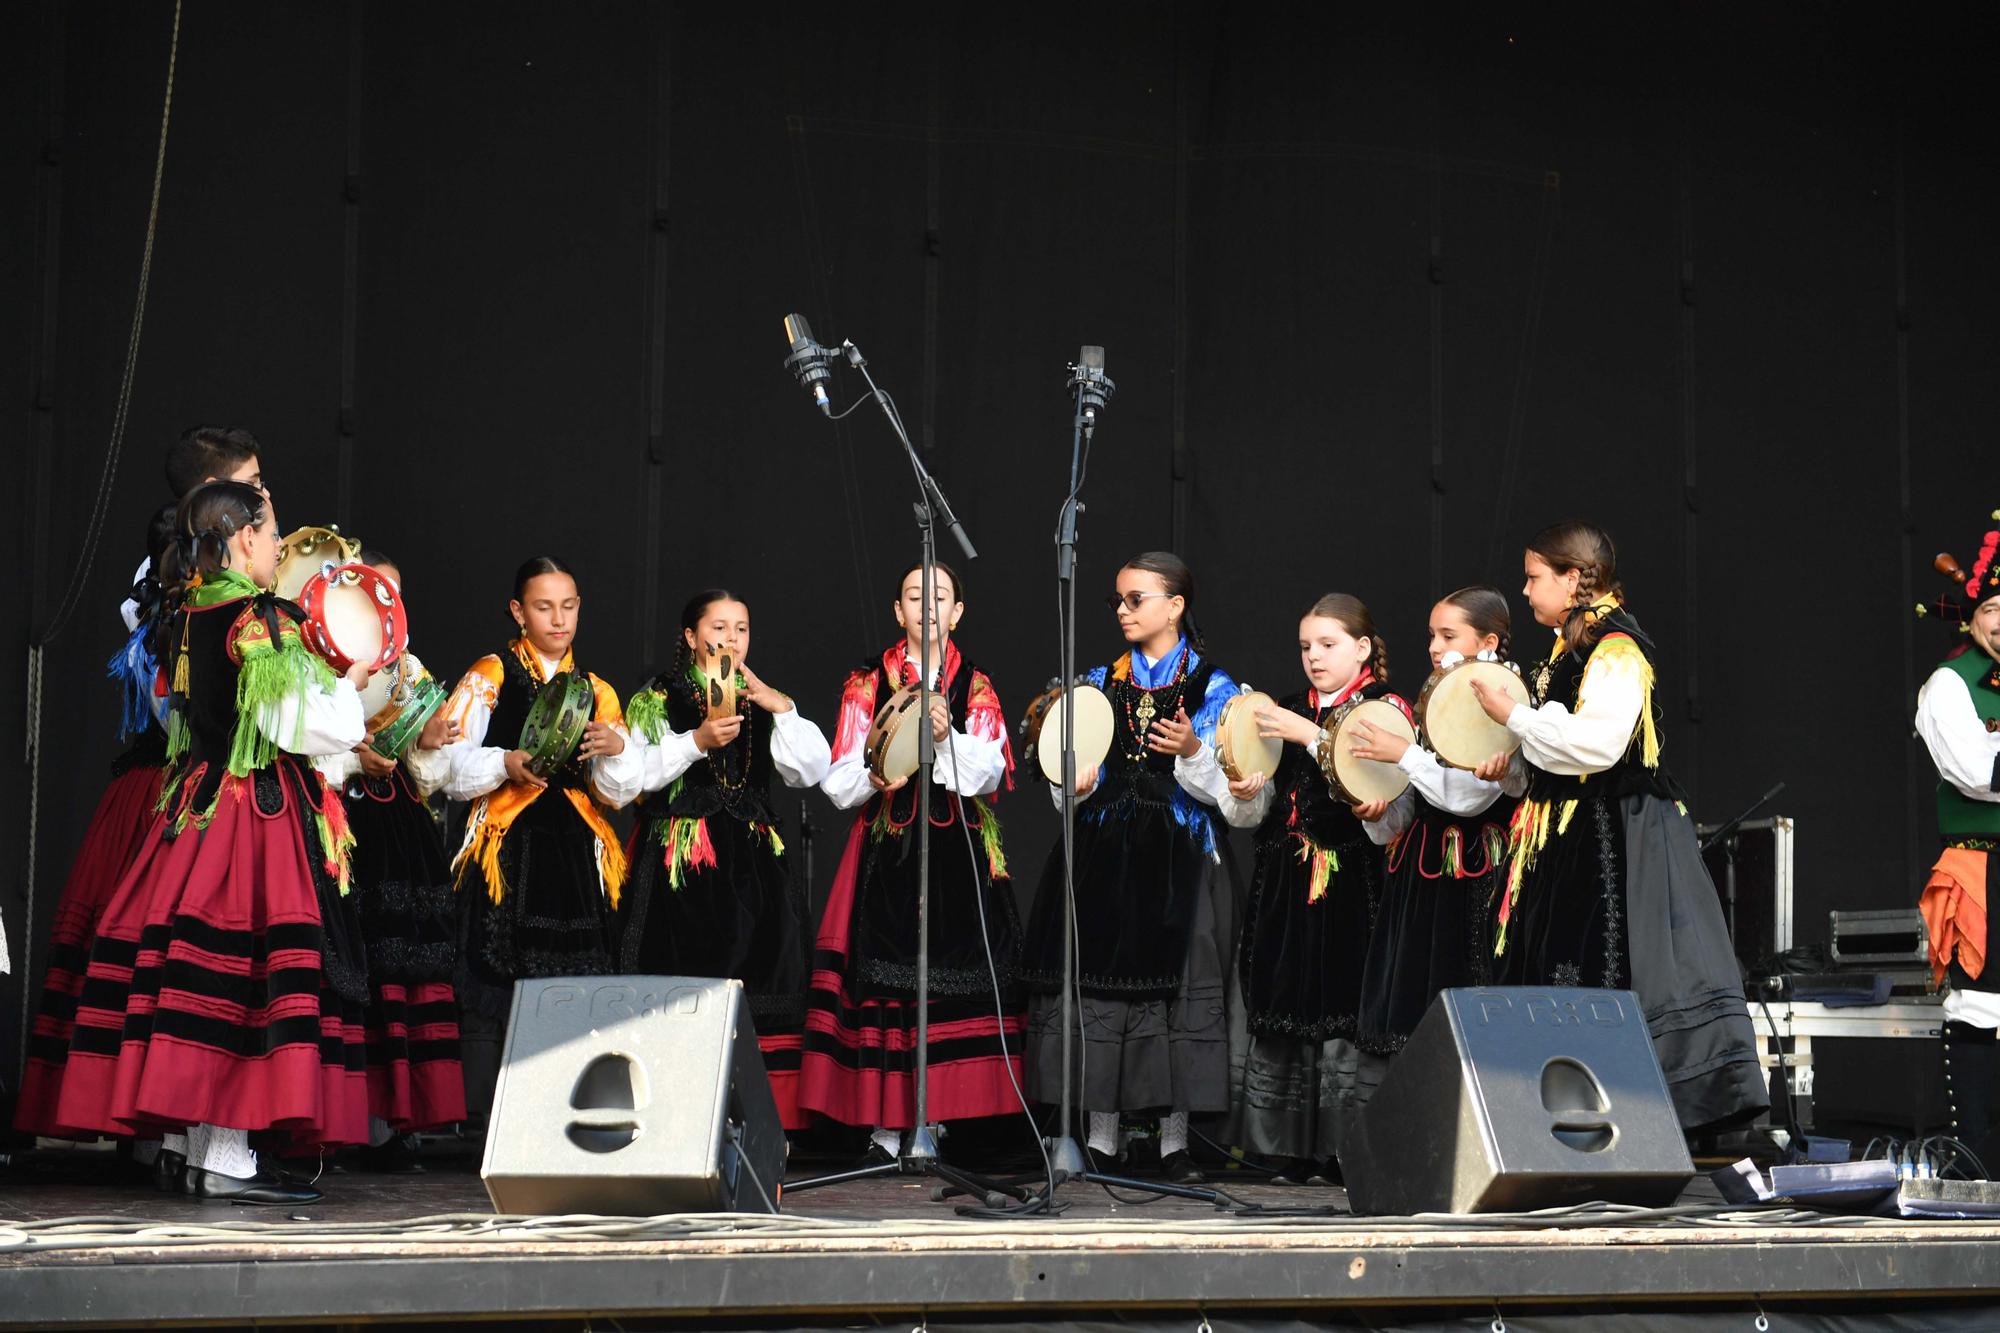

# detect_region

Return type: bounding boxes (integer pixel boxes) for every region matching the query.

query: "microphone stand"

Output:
[785,340,1023,1209]
[1021,353,1223,1208]
[1700,781,1786,960]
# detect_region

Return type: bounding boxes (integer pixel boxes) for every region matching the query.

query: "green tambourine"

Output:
[369,670,448,761]
[519,671,596,778]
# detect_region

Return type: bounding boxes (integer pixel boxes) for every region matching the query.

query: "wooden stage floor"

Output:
[5,1140,2000,1329]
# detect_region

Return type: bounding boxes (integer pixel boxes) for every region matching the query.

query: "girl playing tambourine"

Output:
[433,556,646,1118]
[800,563,1024,1156]
[1346,588,1516,1078]
[1217,593,1407,1183]
[1469,521,1765,1132]
[618,589,832,1130]
[1020,551,1235,1185]
[314,550,467,1166]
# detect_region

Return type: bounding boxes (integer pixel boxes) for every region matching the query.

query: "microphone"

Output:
[782,313,834,416]
[1067,345,1115,426]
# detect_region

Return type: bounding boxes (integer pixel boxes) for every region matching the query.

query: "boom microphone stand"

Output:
[780,324,1021,1208]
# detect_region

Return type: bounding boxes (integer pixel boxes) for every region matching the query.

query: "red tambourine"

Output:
[295,562,406,674]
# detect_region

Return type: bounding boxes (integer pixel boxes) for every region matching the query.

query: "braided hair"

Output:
[670,588,742,688]
[156,481,267,611]
[1438,584,1513,663]
[1305,592,1389,684]
[1527,521,1626,657]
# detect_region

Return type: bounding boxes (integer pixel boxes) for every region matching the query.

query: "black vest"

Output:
[1521,609,1676,804]
[635,666,780,826]
[1254,684,1389,852]
[164,592,302,813]
[1081,655,1221,815]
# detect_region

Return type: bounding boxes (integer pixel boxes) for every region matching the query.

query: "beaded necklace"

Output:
[1120,643,1192,759]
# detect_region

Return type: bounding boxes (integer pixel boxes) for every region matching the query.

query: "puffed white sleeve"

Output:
[1505,642,1647,776]
[1170,739,1227,812]
[119,555,150,634]
[771,708,833,789]
[403,744,453,799]
[936,726,1005,797]
[441,669,510,802]
[1916,666,2000,802]
[315,749,361,787]
[633,727,703,795]
[258,677,366,759]
[1366,788,1418,846]
[1215,762,1276,829]
[1399,745,1506,818]
[823,743,876,810]
[589,726,647,810]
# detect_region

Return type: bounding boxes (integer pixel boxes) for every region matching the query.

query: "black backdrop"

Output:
[3,2,1994,1084]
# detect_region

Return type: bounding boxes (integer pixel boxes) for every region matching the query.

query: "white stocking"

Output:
[1086,1110,1120,1156]
[1158,1111,1189,1158]
[187,1123,258,1179]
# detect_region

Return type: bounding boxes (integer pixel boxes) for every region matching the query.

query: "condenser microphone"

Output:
[783,313,834,416]
[1067,345,1115,424]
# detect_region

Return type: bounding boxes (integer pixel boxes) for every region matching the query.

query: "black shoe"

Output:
[186,1166,323,1205]
[1306,1159,1343,1187]
[1266,1155,1312,1186]
[1160,1150,1206,1185]
[152,1149,187,1194]
[358,1134,426,1174]
[858,1141,897,1168]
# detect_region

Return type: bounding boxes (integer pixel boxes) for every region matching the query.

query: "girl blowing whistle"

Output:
[619,589,831,1130]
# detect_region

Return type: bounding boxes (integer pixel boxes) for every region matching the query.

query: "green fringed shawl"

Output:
[227,604,336,776]
[625,684,668,745]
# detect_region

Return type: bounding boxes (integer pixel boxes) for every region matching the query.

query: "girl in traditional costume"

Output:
[1021,551,1235,1184]
[1348,588,1517,1093]
[435,556,645,1117]
[800,563,1024,1156]
[50,482,374,1203]
[1915,511,2000,1172]
[1217,594,1408,1182]
[16,504,180,1144]
[618,590,831,1129]
[314,550,467,1166]
[1473,521,1765,1132]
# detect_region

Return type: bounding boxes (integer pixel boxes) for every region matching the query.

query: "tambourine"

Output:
[1017,679,1064,774]
[519,671,596,778]
[296,562,406,675]
[863,685,926,784]
[274,525,361,602]
[698,638,743,721]
[1216,688,1283,783]
[1035,684,1114,787]
[1413,656,1529,771]
[360,656,448,761]
[1318,697,1415,805]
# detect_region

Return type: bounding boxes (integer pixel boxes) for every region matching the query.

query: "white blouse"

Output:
[824,661,1006,811]
[1364,747,1510,846]
[432,649,647,808]
[1504,642,1650,777]
[633,705,833,796]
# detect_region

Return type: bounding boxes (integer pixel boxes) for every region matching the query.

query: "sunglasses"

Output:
[1104,591,1175,613]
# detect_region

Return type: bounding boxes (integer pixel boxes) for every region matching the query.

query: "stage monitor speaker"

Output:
[481,976,784,1215]
[1344,987,1694,1215]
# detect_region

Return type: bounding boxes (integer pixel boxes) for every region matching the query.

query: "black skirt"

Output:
[1495,790,1767,1132]
[1238,826,1381,1042]
[618,811,807,1036]
[456,789,615,1020]
[345,768,456,985]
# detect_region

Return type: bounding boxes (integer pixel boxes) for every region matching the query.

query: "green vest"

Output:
[1936,648,2000,838]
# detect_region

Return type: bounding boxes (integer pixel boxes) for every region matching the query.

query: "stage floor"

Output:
[5,1141,2000,1330]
